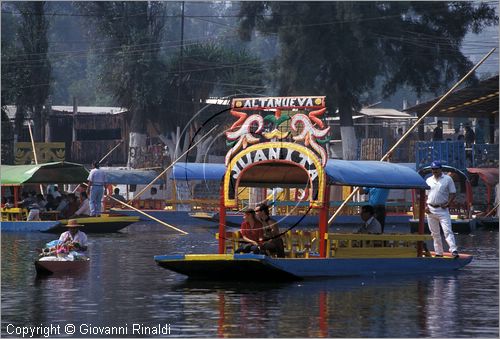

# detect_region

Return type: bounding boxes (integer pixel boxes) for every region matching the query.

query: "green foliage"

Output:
[4,2,52,140]
[77,1,169,133]
[239,1,498,126]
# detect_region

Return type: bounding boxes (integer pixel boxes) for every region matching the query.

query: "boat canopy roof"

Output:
[418,165,469,182]
[467,167,499,187]
[0,162,89,185]
[171,160,429,189]
[100,168,165,185]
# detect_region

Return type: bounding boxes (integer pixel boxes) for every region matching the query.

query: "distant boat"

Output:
[42,214,140,233]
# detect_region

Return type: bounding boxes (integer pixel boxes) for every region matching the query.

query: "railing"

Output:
[325,233,433,258]
[217,230,432,258]
[1,207,28,221]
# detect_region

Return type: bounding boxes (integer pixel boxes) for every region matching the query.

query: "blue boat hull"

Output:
[154,253,473,281]
[1,221,61,232]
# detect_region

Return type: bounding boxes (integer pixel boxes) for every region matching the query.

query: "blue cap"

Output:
[430,161,442,169]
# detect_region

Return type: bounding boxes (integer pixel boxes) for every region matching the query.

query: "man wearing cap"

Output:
[425,161,459,258]
[87,161,107,217]
[59,219,88,251]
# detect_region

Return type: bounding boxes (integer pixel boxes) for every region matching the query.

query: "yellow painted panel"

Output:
[184,254,234,261]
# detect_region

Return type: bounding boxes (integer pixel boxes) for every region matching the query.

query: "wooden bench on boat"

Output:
[217,230,432,259]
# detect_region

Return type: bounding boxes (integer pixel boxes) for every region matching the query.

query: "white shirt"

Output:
[59,230,88,247]
[426,174,456,205]
[88,168,107,185]
[75,198,90,216]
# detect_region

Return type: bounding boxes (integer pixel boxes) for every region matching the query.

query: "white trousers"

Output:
[427,206,457,255]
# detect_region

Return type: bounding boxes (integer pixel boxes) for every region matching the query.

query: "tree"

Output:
[8,2,52,141]
[77,2,168,167]
[238,1,498,159]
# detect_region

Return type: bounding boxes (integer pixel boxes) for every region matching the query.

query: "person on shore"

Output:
[475,120,485,144]
[72,192,90,218]
[59,219,88,252]
[464,124,475,147]
[87,161,107,217]
[425,161,459,258]
[432,120,443,141]
[362,187,389,233]
[255,203,285,257]
[357,205,382,234]
[235,209,264,254]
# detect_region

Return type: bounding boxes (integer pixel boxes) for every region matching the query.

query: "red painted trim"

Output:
[219,184,226,254]
[319,185,330,257]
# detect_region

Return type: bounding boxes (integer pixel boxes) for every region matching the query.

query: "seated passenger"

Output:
[255,203,285,257]
[357,205,382,234]
[235,209,264,254]
[111,188,127,203]
[70,192,90,218]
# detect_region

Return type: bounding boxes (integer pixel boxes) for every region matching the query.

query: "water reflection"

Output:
[1,229,498,337]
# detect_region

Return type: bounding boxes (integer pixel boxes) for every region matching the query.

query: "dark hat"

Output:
[430,161,442,169]
[243,208,255,214]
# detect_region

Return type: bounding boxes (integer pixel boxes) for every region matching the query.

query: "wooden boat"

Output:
[467,167,499,230]
[0,162,140,233]
[154,96,473,281]
[35,256,90,275]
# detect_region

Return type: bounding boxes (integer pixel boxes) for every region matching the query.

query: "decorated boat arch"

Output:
[155,96,473,280]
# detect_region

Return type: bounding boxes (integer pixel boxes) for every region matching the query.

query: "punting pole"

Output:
[99,140,124,164]
[128,125,218,203]
[485,202,500,217]
[327,47,496,227]
[27,121,44,194]
[107,194,188,235]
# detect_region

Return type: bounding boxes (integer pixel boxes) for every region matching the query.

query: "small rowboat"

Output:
[35,257,90,275]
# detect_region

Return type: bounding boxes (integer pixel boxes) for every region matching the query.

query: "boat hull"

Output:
[35,258,90,275]
[43,215,140,233]
[154,253,473,281]
[475,217,499,229]
[1,220,61,232]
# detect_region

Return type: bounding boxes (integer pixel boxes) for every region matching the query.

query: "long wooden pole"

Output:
[328,47,496,226]
[99,140,123,164]
[27,121,44,193]
[107,195,188,234]
[485,202,500,217]
[129,125,218,202]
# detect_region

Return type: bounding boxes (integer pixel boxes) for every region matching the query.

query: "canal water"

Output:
[1,223,498,338]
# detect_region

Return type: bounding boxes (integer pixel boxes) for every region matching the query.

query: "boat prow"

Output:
[154,253,473,281]
[35,257,90,275]
[42,214,140,233]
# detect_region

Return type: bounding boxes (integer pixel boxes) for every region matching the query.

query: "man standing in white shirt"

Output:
[425,161,459,258]
[87,161,107,217]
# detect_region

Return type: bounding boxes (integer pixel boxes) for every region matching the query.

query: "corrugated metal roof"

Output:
[3,105,127,120]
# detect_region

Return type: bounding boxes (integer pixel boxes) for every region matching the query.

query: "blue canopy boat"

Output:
[154,96,473,280]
